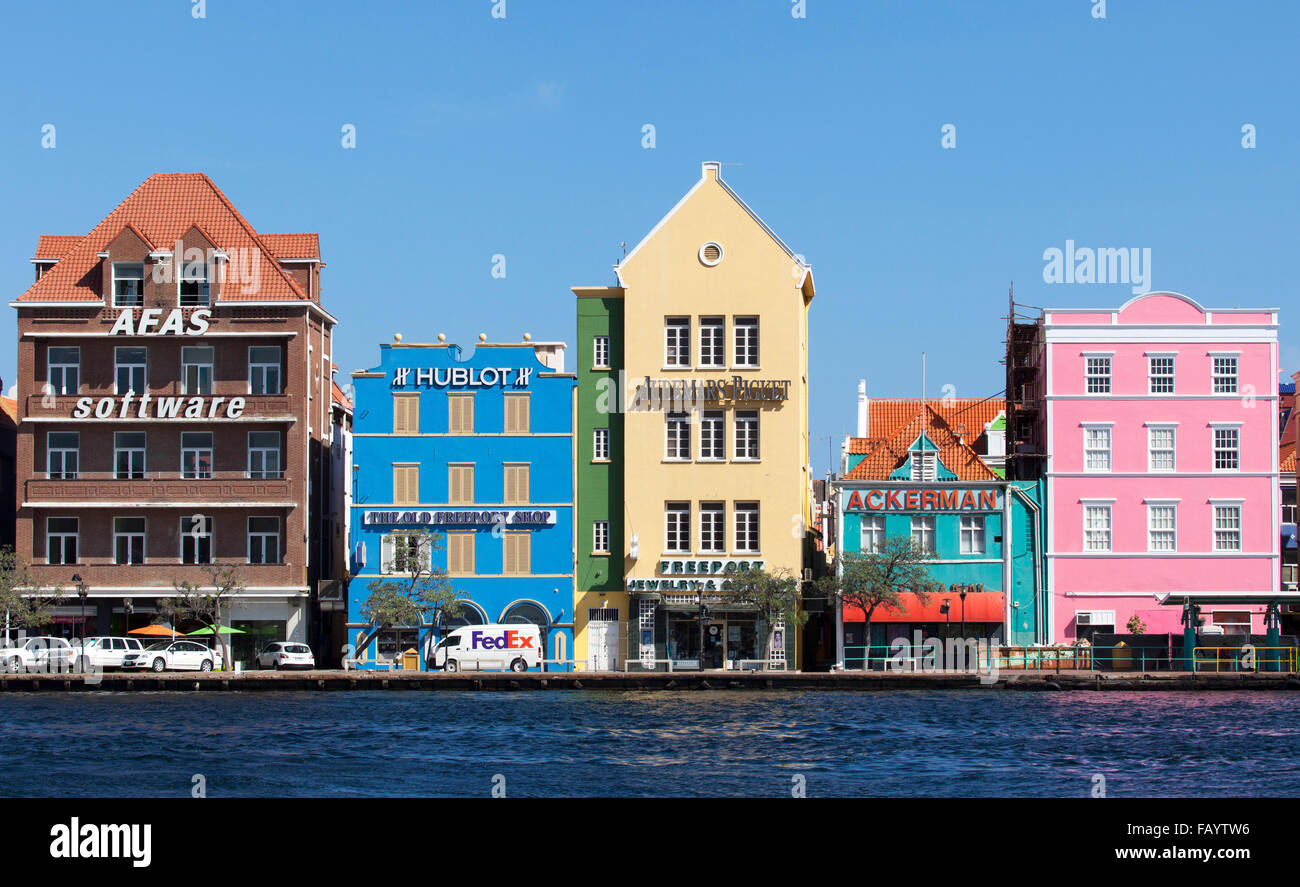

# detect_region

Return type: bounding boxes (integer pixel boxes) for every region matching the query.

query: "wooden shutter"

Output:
[504,532,530,575]
[393,465,418,505]
[505,395,530,433]
[449,395,474,434]
[392,466,405,504]
[393,396,418,434]
[449,465,473,504]
[448,532,474,574]
[380,534,394,575]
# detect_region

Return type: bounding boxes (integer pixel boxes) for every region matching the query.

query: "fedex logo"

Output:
[470,630,535,650]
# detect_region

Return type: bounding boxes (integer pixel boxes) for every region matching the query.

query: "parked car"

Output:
[0,637,76,674]
[74,636,147,671]
[122,640,223,673]
[255,642,315,670]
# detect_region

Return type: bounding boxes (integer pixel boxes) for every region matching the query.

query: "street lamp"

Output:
[940,598,951,669]
[959,586,968,640]
[73,574,88,671]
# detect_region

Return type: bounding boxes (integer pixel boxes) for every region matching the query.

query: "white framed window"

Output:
[1212,425,1240,471]
[248,346,282,394]
[113,517,146,565]
[910,516,936,553]
[1085,355,1111,394]
[734,410,759,460]
[593,335,610,369]
[665,412,691,460]
[1083,504,1113,552]
[733,317,759,367]
[861,515,886,553]
[1147,503,1177,552]
[1148,354,1175,394]
[182,345,214,392]
[665,502,691,554]
[1083,425,1112,472]
[248,516,281,564]
[665,317,690,367]
[47,432,79,479]
[910,449,937,481]
[699,317,725,368]
[181,515,213,564]
[46,517,78,565]
[114,431,146,479]
[1147,425,1176,472]
[181,431,214,479]
[179,256,210,306]
[959,515,985,555]
[700,502,725,553]
[700,411,724,461]
[1213,504,1242,551]
[47,347,80,395]
[112,262,145,308]
[593,428,610,461]
[1211,354,1238,394]
[593,521,610,555]
[734,502,760,553]
[248,431,281,479]
[114,346,147,395]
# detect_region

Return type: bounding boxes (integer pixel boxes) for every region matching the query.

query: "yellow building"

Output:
[573,162,816,671]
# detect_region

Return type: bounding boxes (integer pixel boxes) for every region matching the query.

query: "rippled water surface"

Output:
[2,690,1297,797]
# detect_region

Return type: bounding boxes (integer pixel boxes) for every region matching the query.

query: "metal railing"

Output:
[1192,646,1298,673]
[841,643,1300,674]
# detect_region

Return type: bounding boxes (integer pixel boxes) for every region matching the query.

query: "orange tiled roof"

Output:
[1283,441,1297,474]
[0,397,17,427]
[844,397,1003,482]
[331,378,352,411]
[18,173,312,304]
[259,233,320,259]
[32,235,84,261]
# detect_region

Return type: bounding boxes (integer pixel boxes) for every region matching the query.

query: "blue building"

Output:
[347,334,576,670]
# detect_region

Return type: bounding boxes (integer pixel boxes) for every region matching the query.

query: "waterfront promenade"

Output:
[4,669,1300,692]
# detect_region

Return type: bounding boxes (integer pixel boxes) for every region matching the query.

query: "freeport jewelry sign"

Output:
[625,558,766,591]
[362,509,557,527]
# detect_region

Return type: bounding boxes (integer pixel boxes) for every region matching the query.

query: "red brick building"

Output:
[11,173,341,662]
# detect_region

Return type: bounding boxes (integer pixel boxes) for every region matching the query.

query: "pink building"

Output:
[1039,292,1281,641]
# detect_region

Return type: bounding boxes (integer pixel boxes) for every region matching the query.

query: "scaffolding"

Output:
[1002,286,1048,481]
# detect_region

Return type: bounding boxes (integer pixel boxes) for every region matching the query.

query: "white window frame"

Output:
[111,262,145,308]
[959,515,986,555]
[248,431,282,479]
[247,516,281,564]
[910,449,937,482]
[114,346,147,395]
[665,502,691,554]
[47,431,79,479]
[734,502,760,554]
[664,317,691,368]
[181,515,214,564]
[113,516,146,565]
[665,412,691,461]
[47,346,80,395]
[593,520,610,555]
[860,515,886,553]
[1147,353,1175,394]
[1147,424,1177,472]
[179,256,211,306]
[248,346,282,395]
[700,502,726,554]
[1211,502,1243,552]
[46,517,78,565]
[1146,501,1178,552]
[733,410,760,461]
[179,346,213,396]
[1210,353,1239,395]
[1082,423,1112,472]
[180,431,214,479]
[593,336,610,369]
[1084,353,1112,395]
[1082,501,1114,552]
[699,411,725,461]
[733,317,759,368]
[1211,423,1241,472]
[699,317,725,368]
[910,515,936,554]
[593,428,610,461]
[113,431,146,479]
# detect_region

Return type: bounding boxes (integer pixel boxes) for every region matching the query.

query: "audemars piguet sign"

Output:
[636,376,790,407]
[391,367,533,389]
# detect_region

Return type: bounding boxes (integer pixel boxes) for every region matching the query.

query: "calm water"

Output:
[1,690,1297,797]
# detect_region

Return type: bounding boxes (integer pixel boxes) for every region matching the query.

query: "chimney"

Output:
[702,161,721,182]
[856,379,868,438]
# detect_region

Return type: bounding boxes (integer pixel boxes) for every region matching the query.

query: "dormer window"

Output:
[910,449,937,481]
[180,258,211,306]
[112,263,145,308]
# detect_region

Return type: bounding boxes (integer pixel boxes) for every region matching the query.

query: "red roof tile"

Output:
[32,235,83,261]
[0,397,17,427]
[331,378,352,411]
[1283,441,1296,474]
[844,397,1004,482]
[260,233,320,259]
[18,173,313,304]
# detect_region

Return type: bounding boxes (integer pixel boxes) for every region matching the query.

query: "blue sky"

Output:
[2,0,1295,476]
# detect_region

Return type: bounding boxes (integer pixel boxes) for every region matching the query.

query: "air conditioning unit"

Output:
[1076,612,1093,627]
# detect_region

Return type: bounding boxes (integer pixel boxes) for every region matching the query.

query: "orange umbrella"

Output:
[128,624,180,639]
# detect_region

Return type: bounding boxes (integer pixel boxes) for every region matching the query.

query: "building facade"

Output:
[832,391,1046,665]
[11,174,340,663]
[573,162,816,671]
[1033,292,1282,640]
[347,336,575,669]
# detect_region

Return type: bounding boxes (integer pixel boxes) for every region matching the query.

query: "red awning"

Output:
[844,591,1005,623]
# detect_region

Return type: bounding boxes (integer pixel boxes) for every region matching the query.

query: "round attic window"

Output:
[699,242,724,266]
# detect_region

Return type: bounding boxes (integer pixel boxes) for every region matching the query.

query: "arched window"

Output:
[439,600,487,630]
[500,600,550,626]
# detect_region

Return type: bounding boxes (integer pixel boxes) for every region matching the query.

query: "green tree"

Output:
[157,562,245,671]
[816,537,945,668]
[728,566,808,669]
[356,530,461,662]
[0,547,64,643]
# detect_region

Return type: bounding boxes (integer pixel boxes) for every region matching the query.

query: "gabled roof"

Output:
[260,233,320,260]
[1283,441,1296,475]
[844,397,1004,482]
[0,397,17,428]
[331,378,352,412]
[17,173,312,304]
[32,235,83,261]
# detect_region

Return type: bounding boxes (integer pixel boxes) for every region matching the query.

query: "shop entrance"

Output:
[667,613,759,669]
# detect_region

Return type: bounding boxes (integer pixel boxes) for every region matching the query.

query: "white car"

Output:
[74,636,147,671]
[122,640,223,673]
[255,642,315,670]
[0,637,76,674]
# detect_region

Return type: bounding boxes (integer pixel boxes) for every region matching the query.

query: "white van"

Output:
[428,624,542,673]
